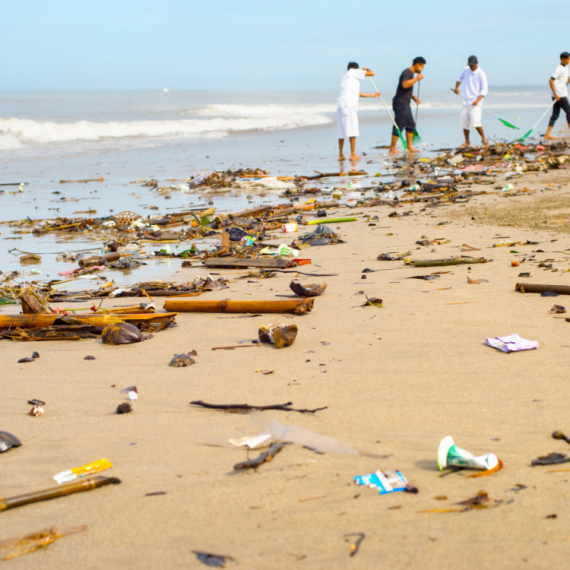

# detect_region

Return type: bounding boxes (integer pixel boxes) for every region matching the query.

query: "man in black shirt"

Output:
[389,57,426,155]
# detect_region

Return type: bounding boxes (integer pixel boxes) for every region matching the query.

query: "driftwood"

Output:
[164,298,313,314]
[2,324,99,341]
[515,283,570,295]
[78,253,120,268]
[234,443,288,471]
[0,476,120,512]
[189,400,328,414]
[0,313,177,330]
[302,170,367,180]
[229,205,272,219]
[204,257,293,269]
[412,257,488,268]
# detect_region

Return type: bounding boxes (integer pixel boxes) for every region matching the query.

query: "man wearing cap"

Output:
[337,62,379,161]
[454,56,488,147]
[545,51,570,140]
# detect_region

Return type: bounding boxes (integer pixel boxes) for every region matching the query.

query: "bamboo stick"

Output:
[515,283,570,295]
[307,217,357,225]
[204,258,293,269]
[412,257,488,268]
[164,298,313,314]
[78,253,121,268]
[0,476,120,512]
[0,313,177,329]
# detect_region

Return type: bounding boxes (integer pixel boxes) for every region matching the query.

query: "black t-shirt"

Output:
[394,68,414,102]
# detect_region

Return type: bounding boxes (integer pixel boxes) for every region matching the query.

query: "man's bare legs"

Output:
[349,137,359,160]
[389,131,418,154]
[475,126,488,146]
[461,127,487,148]
[338,139,345,160]
[389,134,400,155]
[406,130,419,152]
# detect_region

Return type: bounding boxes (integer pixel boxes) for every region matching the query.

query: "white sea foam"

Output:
[0,110,332,147]
[0,96,547,150]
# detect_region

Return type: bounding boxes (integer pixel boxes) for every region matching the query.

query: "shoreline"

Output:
[2,147,570,568]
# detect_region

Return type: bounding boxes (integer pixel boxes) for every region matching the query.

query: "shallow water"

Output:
[0,89,564,288]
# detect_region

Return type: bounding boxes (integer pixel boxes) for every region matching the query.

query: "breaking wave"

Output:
[0,109,332,148]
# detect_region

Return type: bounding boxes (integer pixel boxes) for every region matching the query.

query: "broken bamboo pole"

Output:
[164,298,314,314]
[204,257,293,269]
[0,476,120,513]
[412,257,488,268]
[78,253,121,268]
[0,313,177,329]
[515,283,570,295]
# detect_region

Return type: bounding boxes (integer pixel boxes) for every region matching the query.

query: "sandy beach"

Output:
[1,158,570,569]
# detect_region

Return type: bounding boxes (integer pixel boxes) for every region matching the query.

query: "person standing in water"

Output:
[337,62,379,161]
[544,51,570,140]
[454,55,488,147]
[389,57,425,155]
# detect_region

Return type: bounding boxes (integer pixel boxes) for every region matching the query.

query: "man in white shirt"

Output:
[545,51,570,140]
[454,55,488,147]
[337,62,379,161]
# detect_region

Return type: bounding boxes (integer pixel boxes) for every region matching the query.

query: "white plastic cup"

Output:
[282,223,298,233]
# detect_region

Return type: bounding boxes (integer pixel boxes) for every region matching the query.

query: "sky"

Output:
[2,0,567,91]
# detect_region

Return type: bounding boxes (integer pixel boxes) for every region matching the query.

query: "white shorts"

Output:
[460,105,483,129]
[337,107,359,139]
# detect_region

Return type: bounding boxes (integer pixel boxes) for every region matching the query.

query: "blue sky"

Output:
[2,0,567,91]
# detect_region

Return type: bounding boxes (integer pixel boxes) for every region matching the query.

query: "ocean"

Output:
[0,87,564,285]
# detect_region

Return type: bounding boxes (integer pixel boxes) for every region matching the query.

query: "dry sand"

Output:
[2,169,570,569]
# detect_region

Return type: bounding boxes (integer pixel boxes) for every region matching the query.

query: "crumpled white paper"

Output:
[485,333,538,353]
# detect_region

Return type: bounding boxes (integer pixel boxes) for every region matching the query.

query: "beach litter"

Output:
[552,430,570,445]
[420,491,503,514]
[0,526,87,561]
[0,475,120,512]
[192,549,235,568]
[0,431,22,454]
[53,458,113,484]
[102,322,145,345]
[354,470,418,495]
[258,323,298,348]
[289,281,327,297]
[438,436,503,475]
[485,333,538,353]
[164,298,313,314]
[344,533,365,557]
[531,452,570,466]
[116,403,133,414]
[29,405,44,417]
[233,442,288,471]
[18,351,40,363]
[190,400,327,414]
[169,353,196,367]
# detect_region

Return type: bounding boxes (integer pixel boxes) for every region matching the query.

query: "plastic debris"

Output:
[53,458,113,484]
[438,436,502,472]
[354,470,417,495]
[485,333,538,353]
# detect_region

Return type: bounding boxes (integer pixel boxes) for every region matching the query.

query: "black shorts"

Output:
[392,98,415,136]
[549,96,570,127]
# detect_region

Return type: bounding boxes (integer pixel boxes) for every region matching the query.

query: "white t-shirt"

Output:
[551,64,569,98]
[456,66,488,106]
[337,68,367,110]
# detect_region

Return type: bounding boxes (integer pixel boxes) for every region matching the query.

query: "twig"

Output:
[344,533,366,557]
[211,344,260,350]
[234,443,288,470]
[189,400,328,414]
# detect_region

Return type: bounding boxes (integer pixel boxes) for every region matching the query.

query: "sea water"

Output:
[0,87,563,285]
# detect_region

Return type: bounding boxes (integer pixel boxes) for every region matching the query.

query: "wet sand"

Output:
[2,168,570,569]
